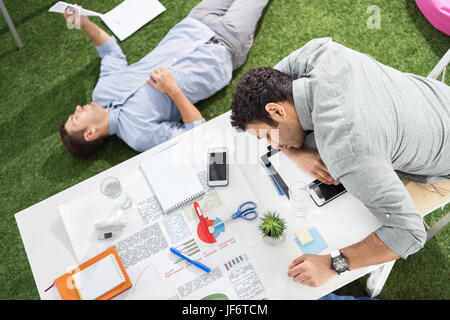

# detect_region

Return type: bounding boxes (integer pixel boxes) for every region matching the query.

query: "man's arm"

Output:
[287,232,399,287]
[64,6,126,77]
[147,68,204,124]
[287,155,426,287]
[64,6,109,46]
[79,19,110,47]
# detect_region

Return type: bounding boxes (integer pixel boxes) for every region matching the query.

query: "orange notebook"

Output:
[54,246,132,300]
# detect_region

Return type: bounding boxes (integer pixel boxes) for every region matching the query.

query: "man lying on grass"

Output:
[230,38,450,287]
[59,0,270,158]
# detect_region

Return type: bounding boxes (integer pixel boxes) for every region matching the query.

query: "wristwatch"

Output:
[330,250,350,275]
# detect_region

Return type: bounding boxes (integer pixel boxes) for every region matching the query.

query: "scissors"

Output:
[209,201,258,232]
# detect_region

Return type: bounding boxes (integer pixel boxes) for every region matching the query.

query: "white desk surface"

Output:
[15,111,382,300]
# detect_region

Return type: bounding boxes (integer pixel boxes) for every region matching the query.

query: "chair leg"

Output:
[365,260,395,298]
[426,211,450,241]
[0,0,23,49]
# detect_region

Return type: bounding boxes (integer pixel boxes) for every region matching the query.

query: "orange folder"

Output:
[54,246,132,300]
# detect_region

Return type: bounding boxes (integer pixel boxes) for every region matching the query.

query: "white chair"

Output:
[0,0,23,49]
[365,49,450,298]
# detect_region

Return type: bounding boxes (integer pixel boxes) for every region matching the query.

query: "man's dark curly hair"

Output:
[230,66,294,130]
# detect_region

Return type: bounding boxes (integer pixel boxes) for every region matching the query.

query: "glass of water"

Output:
[289,182,311,217]
[100,177,132,210]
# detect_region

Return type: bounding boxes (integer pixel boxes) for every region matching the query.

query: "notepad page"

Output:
[72,254,125,300]
[140,143,205,213]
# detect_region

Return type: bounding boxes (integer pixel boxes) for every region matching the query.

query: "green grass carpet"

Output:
[0,0,449,300]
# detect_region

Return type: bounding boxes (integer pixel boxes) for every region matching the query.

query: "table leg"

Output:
[0,0,23,49]
[365,260,395,298]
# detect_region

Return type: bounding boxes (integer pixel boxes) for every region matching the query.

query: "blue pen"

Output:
[170,247,211,273]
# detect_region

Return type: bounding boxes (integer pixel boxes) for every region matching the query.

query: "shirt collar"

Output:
[292,78,314,131]
[108,107,120,136]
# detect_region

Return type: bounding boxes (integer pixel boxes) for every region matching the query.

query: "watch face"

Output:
[333,256,349,272]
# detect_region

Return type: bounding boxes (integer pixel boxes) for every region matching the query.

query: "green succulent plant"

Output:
[258,211,287,240]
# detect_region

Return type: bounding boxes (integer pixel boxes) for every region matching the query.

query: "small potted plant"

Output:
[258,211,287,245]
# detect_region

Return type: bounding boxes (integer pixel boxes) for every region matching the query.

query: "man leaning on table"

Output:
[59,0,270,158]
[230,38,450,287]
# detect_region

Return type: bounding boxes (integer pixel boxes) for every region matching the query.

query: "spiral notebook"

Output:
[72,253,126,300]
[140,143,205,213]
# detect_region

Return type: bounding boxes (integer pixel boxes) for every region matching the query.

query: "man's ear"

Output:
[84,128,98,142]
[265,102,286,121]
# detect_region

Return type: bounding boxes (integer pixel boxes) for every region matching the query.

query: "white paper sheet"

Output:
[102,0,166,41]
[49,1,103,17]
[49,0,166,41]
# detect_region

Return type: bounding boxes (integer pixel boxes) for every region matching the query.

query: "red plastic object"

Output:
[194,202,216,243]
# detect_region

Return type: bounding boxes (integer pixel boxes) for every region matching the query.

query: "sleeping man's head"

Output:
[230,67,306,150]
[59,101,109,159]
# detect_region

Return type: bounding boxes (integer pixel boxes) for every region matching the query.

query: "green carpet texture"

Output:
[0,0,449,300]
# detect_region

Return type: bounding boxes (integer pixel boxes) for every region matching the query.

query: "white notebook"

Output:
[72,254,125,300]
[140,143,205,213]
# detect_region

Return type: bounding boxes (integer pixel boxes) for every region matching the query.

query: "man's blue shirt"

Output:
[92,17,233,152]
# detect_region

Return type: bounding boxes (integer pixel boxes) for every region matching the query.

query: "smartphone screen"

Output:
[208,151,227,182]
[314,183,346,201]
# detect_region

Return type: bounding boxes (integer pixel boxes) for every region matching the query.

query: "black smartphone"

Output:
[308,179,346,207]
[207,147,229,187]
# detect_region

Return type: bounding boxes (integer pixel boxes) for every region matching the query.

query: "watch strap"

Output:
[330,250,341,258]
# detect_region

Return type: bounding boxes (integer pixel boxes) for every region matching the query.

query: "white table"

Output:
[15,111,387,300]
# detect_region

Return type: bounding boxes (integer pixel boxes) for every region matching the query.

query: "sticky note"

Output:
[295,226,313,245]
[294,227,328,254]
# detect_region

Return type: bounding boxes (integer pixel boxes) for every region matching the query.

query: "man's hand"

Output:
[147,68,180,96]
[287,254,337,287]
[280,146,339,185]
[64,4,89,28]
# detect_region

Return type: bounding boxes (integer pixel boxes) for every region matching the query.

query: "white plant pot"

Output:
[262,235,286,246]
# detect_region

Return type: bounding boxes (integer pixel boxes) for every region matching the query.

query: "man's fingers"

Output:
[288,263,306,278]
[313,168,337,185]
[150,71,159,81]
[288,255,306,269]
[316,159,330,173]
[312,169,331,185]
[293,273,312,285]
[146,78,156,87]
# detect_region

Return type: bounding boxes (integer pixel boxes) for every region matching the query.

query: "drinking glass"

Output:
[100,177,132,210]
[288,182,311,217]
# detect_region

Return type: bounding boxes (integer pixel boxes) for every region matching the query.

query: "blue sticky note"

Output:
[294,227,328,254]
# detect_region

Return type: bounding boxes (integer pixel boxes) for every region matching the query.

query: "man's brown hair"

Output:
[58,125,105,159]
